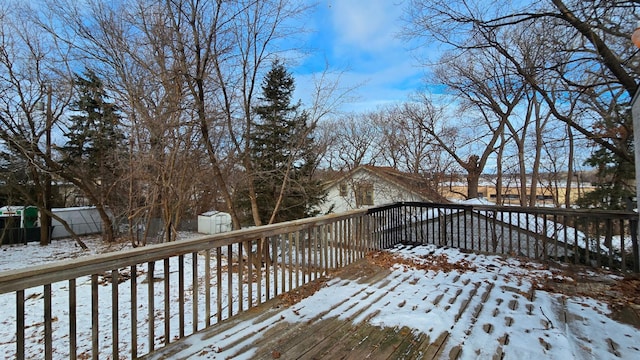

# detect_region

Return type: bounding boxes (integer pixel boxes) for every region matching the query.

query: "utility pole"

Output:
[631,24,640,272]
[40,85,52,245]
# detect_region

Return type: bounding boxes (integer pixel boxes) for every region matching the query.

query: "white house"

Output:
[318,165,446,214]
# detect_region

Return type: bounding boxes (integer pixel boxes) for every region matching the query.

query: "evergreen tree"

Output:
[60,69,126,240]
[246,59,325,224]
[576,107,635,210]
[62,70,124,174]
[0,151,34,206]
[0,150,64,207]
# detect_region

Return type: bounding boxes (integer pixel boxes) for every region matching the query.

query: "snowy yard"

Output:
[0,233,308,359]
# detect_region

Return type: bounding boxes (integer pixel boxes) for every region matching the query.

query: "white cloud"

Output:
[329,0,404,52]
[293,0,426,114]
[294,55,424,115]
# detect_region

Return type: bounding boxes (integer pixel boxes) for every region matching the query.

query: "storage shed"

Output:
[197,211,232,235]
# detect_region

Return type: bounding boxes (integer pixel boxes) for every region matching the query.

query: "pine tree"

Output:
[246,59,325,224]
[62,70,124,175]
[60,69,126,241]
[576,106,635,210]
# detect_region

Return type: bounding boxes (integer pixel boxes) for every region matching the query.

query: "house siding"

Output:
[318,168,427,214]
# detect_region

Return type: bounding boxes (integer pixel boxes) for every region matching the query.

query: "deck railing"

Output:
[1,202,638,359]
[369,202,639,273]
[0,209,374,360]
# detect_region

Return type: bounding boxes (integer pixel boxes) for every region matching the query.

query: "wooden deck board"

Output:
[256,274,395,359]
[139,257,501,360]
[418,331,450,359]
[141,247,640,360]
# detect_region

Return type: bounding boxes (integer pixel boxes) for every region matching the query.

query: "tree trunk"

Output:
[495,133,505,205]
[565,125,575,208]
[517,149,528,206]
[466,171,481,199]
[96,206,115,243]
[42,208,89,250]
[465,155,481,199]
[528,95,545,207]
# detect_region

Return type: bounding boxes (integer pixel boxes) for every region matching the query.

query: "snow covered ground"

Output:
[1,234,639,359]
[0,233,283,359]
[150,244,640,359]
[381,245,640,359]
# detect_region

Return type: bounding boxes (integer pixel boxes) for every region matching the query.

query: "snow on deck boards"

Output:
[142,244,640,360]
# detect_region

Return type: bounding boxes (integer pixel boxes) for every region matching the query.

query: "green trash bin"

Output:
[23,206,38,228]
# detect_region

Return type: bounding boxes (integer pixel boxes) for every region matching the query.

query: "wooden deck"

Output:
[142,245,640,360]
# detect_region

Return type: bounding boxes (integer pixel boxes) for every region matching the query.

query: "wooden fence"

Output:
[0,202,638,359]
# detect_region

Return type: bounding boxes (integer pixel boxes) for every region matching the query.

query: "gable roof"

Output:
[328,165,449,203]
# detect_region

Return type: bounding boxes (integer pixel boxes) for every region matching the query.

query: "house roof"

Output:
[328,165,449,203]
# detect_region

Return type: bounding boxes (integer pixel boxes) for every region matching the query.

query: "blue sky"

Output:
[292,0,428,114]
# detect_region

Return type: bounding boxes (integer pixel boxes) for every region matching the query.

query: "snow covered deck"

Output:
[142,244,640,360]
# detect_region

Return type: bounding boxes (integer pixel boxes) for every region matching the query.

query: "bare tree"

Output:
[0,4,100,246]
[14,0,348,249]
[370,104,455,192]
[405,0,639,164]
[422,38,526,199]
[320,113,383,171]
[34,0,206,243]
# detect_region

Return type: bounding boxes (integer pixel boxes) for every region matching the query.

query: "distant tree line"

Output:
[320,0,639,210]
[398,0,639,209]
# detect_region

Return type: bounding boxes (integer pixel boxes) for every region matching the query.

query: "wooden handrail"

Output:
[0,209,368,294]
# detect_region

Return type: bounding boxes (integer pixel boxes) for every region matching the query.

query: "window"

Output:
[355,182,374,207]
[339,183,348,197]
